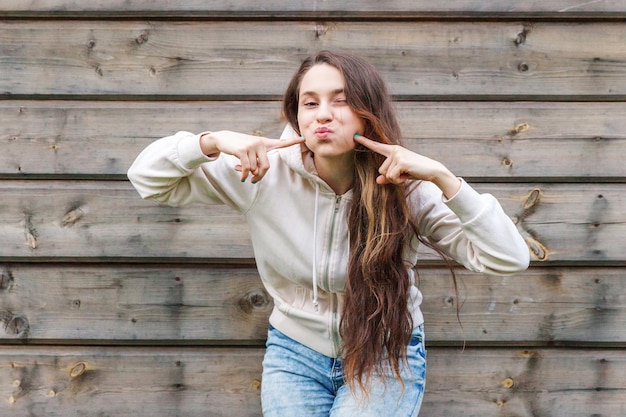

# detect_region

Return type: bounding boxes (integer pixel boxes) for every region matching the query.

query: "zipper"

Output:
[322,195,341,290]
[321,195,342,356]
[331,293,340,357]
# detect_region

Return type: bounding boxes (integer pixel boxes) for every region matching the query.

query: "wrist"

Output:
[432,168,461,200]
[199,132,220,158]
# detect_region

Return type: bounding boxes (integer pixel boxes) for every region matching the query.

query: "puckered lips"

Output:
[314,126,333,139]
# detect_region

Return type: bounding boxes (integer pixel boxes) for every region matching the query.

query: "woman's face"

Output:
[297,63,365,161]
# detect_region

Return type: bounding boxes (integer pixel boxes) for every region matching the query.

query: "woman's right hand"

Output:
[200,131,305,183]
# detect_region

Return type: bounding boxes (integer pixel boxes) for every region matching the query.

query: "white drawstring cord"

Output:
[311,183,320,312]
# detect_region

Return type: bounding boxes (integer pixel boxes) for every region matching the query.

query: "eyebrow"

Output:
[300,88,345,97]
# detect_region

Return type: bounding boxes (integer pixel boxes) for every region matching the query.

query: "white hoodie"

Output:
[127,130,530,358]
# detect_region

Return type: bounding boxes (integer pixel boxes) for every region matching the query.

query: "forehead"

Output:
[299,63,345,96]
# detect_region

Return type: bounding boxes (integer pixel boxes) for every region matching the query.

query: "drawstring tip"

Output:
[313,301,319,312]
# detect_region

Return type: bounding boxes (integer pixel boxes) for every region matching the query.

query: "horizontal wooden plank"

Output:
[0,264,271,343]
[1,265,625,345]
[2,100,625,179]
[0,346,265,417]
[1,346,625,417]
[2,0,626,17]
[0,181,624,263]
[1,21,625,97]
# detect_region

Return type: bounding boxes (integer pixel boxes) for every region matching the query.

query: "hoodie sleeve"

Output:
[127,131,256,211]
[413,179,530,275]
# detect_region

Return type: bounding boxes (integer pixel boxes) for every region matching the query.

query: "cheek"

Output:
[297,108,311,127]
[341,107,363,130]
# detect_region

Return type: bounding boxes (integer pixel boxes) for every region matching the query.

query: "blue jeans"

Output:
[261,324,426,417]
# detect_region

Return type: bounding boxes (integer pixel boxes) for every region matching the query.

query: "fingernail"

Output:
[241,179,246,183]
[353,133,360,138]
[251,180,258,184]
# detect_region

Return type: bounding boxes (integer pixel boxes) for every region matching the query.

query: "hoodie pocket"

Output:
[275,286,310,316]
[293,286,307,309]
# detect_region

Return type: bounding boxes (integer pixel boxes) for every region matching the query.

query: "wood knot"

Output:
[514,24,532,47]
[443,296,455,307]
[25,231,38,249]
[70,362,88,378]
[23,212,38,250]
[3,314,29,336]
[520,349,538,358]
[501,157,513,167]
[0,268,14,291]
[523,188,542,210]
[512,123,530,134]
[314,24,328,39]
[62,207,85,227]
[526,236,549,261]
[502,378,515,388]
[238,289,271,314]
[135,32,149,45]
[252,379,262,390]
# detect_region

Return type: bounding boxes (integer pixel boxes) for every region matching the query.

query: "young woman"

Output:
[128,50,530,417]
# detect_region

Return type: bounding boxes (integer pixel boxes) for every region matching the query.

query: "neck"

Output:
[314,154,354,195]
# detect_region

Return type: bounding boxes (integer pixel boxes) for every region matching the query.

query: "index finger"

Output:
[264,136,306,151]
[353,134,391,156]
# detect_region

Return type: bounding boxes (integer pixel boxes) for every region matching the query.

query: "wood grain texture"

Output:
[2,100,625,178]
[1,346,625,417]
[0,265,624,345]
[2,0,626,17]
[1,21,625,97]
[0,264,271,343]
[0,181,623,262]
[0,5,624,417]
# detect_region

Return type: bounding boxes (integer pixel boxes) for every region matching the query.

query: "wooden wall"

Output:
[1,2,625,416]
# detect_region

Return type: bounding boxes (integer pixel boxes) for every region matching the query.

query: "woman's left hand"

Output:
[353,134,461,199]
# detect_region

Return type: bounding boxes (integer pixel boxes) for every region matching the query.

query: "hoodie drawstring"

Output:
[311,183,320,312]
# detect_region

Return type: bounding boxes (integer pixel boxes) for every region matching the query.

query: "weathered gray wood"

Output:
[2,100,625,178]
[424,347,626,417]
[0,346,264,417]
[0,4,622,417]
[0,181,623,262]
[2,0,626,17]
[1,21,625,97]
[1,265,625,345]
[1,346,625,417]
[0,264,271,343]
[421,266,626,345]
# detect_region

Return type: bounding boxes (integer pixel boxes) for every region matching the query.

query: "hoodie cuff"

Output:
[176,131,217,170]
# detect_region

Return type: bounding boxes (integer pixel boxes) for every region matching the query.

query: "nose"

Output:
[315,101,333,123]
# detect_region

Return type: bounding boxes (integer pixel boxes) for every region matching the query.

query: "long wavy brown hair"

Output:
[283,51,453,393]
